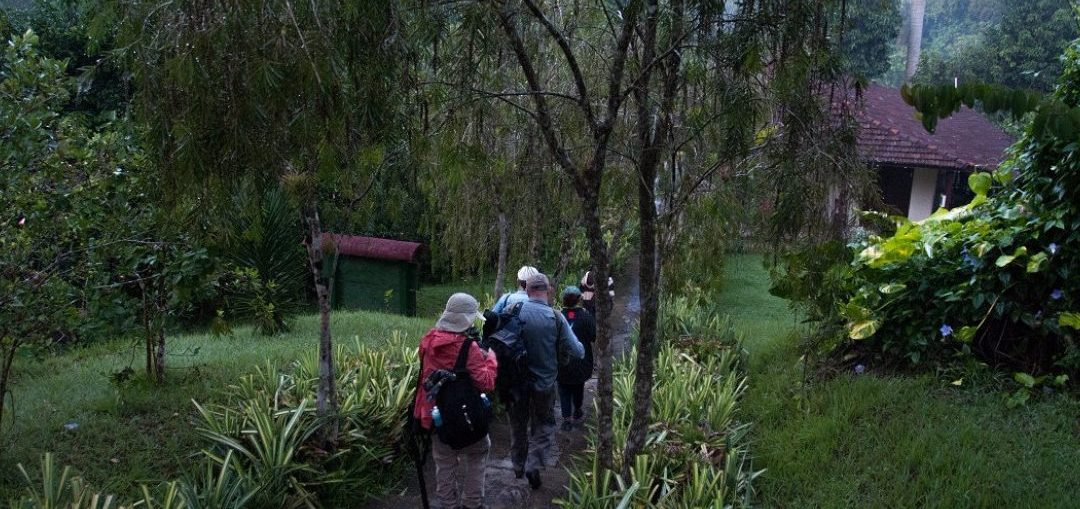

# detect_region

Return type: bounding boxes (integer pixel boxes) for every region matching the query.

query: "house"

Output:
[322,234,425,316]
[849,84,1015,221]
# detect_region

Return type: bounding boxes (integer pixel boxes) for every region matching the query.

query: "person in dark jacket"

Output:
[557,286,595,431]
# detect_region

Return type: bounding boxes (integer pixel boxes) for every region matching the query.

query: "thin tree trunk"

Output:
[623,0,682,468]
[581,184,615,471]
[0,339,18,432]
[494,210,510,299]
[302,201,338,444]
[905,0,926,81]
[154,324,166,384]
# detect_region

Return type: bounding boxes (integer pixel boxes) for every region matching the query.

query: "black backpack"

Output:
[483,302,531,404]
[431,338,492,450]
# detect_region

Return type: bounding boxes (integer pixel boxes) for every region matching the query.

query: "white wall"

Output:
[908,167,939,221]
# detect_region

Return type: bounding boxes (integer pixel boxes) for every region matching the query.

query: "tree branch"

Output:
[521,0,597,131]
[492,1,581,181]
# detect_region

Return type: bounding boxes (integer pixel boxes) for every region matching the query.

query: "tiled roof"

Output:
[322,234,424,263]
[838,83,1015,170]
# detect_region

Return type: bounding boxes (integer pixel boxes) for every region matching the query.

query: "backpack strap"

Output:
[453,337,473,374]
[508,301,524,317]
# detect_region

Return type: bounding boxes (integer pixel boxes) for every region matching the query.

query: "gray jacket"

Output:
[519,298,584,391]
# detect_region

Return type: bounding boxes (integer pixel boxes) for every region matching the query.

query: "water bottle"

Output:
[480,393,491,408]
[431,406,443,427]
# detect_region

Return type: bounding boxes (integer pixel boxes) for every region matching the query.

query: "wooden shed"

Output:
[322,234,424,316]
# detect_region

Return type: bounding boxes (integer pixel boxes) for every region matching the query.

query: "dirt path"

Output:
[369,270,639,509]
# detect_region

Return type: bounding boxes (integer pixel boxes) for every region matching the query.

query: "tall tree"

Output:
[113,0,404,441]
[905,0,927,80]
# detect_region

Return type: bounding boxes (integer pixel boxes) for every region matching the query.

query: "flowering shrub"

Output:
[829,44,1080,377]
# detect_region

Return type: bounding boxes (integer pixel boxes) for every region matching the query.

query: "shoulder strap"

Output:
[508,301,524,317]
[453,337,472,373]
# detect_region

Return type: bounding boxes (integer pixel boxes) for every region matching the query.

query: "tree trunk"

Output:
[581,183,615,472]
[905,0,926,81]
[154,325,166,384]
[623,0,681,469]
[493,210,510,299]
[302,201,338,444]
[0,338,18,433]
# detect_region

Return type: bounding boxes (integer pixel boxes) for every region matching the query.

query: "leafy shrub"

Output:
[216,187,306,335]
[559,297,761,508]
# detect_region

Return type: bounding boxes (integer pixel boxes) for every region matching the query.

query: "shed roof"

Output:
[323,234,424,263]
[836,83,1015,171]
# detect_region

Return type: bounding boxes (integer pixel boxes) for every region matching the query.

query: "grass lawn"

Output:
[416,279,494,319]
[723,254,1080,508]
[1,310,432,499]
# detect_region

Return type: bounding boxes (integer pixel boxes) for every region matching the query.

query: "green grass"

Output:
[1,310,431,499]
[723,254,1080,508]
[417,279,498,318]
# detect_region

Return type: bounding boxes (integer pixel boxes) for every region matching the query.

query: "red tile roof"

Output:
[322,234,424,263]
[838,83,1015,170]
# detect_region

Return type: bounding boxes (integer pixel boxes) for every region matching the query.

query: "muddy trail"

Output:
[369,269,639,508]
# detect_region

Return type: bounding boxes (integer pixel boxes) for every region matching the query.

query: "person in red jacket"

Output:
[413,293,498,509]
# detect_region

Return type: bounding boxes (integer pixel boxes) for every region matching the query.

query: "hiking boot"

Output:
[561,420,574,432]
[514,467,524,479]
[525,469,542,490]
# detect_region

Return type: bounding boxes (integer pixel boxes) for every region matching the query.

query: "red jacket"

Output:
[412,329,498,430]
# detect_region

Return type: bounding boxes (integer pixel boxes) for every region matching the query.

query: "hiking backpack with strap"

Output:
[431,337,492,450]
[483,301,531,404]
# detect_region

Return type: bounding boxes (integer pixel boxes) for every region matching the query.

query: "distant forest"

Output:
[883,0,1078,91]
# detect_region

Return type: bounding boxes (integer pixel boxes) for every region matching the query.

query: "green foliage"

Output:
[839,0,902,79]
[558,296,760,508]
[914,0,1078,92]
[112,0,405,202]
[24,0,130,117]
[215,188,306,335]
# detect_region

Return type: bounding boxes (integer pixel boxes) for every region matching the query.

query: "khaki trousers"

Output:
[431,434,490,509]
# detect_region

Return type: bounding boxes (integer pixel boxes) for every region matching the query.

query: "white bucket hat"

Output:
[435,293,485,333]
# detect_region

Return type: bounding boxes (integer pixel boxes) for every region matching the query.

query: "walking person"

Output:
[493,265,540,313]
[580,269,614,316]
[413,293,498,509]
[557,286,595,431]
[510,273,584,489]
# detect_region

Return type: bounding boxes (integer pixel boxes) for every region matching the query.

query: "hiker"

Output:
[580,270,615,316]
[492,265,539,313]
[557,286,595,431]
[510,273,584,490]
[413,293,498,509]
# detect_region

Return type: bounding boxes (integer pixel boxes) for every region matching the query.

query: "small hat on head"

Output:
[435,293,485,333]
[526,273,549,291]
[563,285,582,297]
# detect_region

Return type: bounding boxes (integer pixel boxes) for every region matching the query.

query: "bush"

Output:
[558,297,761,508]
